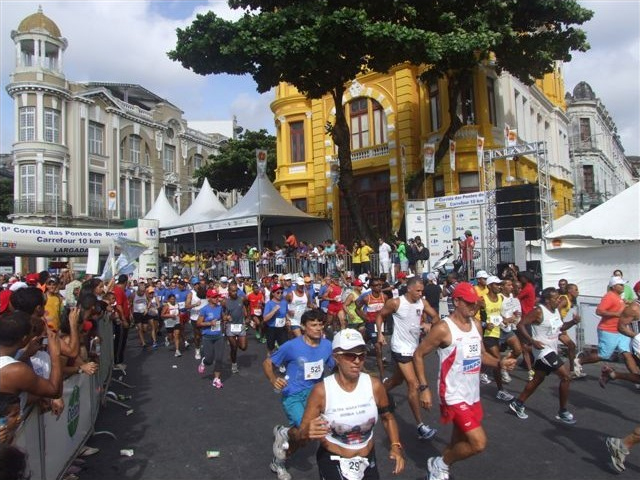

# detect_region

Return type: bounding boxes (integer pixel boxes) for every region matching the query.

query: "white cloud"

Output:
[563,0,640,155]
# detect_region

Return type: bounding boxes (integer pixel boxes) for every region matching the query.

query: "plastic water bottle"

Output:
[274,374,289,394]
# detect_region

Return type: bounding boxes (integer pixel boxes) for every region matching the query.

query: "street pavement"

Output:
[82,330,639,480]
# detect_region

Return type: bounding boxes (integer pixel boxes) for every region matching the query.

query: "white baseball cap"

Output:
[332,329,365,351]
[283,273,293,281]
[476,270,489,279]
[9,281,28,292]
[220,276,229,283]
[295,278,305,286]
[608,276,626,288]
[486,275,503,285]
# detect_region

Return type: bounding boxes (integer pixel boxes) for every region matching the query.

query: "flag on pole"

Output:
[449,140,456,172]
[423,142,435,174]
[256,149,267,177]
[100,237,148,281]
[476,136,485,168]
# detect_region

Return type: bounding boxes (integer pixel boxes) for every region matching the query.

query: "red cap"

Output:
[452,282,481,303]
[271,284,283,293]
[397,272,407,279]
[634,281,640,294]
[206,289,219,298]
[353,279,364,287]
[25,273,39,285]
[82,320,94,332]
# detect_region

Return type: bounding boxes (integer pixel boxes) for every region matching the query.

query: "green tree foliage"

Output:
[194,129,276,193]
[169,0,592,242]
[0,177,13,222]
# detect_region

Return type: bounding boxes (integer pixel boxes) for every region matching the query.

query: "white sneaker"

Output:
[164,338,170,348]
[480,373,491,384]
[427,456,449,480]
[194,348,201,360]
[272,425,290,460]
[269,457,292,480]
[174,350,182,357]
[501,369,512,383]
[496,390,515,402]
[232,363,239,374]
[606,437,629,472]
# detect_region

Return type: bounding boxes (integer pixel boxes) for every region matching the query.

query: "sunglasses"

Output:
[336,351,366,362]
[273,291,283,295]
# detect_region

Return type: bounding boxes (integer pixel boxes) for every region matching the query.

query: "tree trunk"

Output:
[409,72,467,199]
[329,85,377,245]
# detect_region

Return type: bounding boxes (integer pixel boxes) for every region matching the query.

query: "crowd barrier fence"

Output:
[12,313,114,480]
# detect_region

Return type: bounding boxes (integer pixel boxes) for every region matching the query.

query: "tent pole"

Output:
[257,215,262,252]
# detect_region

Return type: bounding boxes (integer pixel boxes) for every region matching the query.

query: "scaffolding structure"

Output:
[482,141,551,273]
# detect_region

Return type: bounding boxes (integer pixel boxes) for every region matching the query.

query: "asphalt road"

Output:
[82,330,639,480]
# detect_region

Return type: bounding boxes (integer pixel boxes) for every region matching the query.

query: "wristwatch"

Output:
[418,384,429,392]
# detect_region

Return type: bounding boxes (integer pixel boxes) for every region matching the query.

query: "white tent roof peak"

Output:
[547,182,640,240]
[224,174,315,219]
[163,178,227,228]
[143,186,180,228]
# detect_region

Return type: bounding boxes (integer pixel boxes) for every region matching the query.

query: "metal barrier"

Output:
[12,314,115,480]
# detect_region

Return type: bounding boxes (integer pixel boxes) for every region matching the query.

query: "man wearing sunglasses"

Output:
[263,310,334,480]
[413,282,516,480]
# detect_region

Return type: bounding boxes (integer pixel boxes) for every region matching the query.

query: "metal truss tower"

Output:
[482,141,551,273]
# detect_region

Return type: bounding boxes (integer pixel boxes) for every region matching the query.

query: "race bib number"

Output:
[303,359,324,380]
[210,320,221,332]
[487,315,502,327]
[253,308,262,316]
[462,341,481,374]
[177,301,186,309]
[230,323,243,334]
[333,456,369,480]
[275,317,286,328]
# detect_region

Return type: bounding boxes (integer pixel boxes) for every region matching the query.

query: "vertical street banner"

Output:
[256,149,267,177]
[449,140,456,172]
[476,136,485,169]
[107,190,117,211]
[423,142,435,174]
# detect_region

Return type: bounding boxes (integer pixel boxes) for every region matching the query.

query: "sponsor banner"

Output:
[423,142,435,174]
[161,216,259,238]
[545,237,639,250]
[136,219,160,278]
[0,222,136,256]
[405,201,427,244]
[43,374,92,480]
[426,191,487,210]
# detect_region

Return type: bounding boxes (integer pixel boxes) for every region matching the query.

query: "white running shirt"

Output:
[438,317,482,406]
[390,295,423,356]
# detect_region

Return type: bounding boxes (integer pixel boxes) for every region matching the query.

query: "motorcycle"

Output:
[430,250,454,282]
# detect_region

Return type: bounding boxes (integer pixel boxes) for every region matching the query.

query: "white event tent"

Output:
[161,173,331,248]
[542,181,640,297]
[143,186,180,228]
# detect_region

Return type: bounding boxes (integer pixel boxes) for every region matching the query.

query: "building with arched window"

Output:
[272,61,581,244]
[6,8,229,232]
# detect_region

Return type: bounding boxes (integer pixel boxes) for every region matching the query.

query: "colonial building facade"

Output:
[6,8,227,231]
[271,61,578,243]
[565,81,637,214]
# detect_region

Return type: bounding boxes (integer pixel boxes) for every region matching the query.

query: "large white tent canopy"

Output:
[160,174,331,246]
[162,178,227,236]
[143,186,180,228]
[542,182,640,297]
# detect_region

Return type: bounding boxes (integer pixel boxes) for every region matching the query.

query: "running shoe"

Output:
[194,348,201,360]
[426,456,449,480]
[501,369,512,383]
[527,369,535,381]
[151,342,159,350]
[232,363,239,374]
[599,365,614,388]
[573,355,584,376]
[417,424,437,440]
[496,390,515,402]
[164,338,170,348]
[555,410,576,425]
[174,350,182,357]
[184,341,190,350]
[197,361,205,375]
[509,400,528,419]
[606,437,628,473]
[212,378,223,389]
[272,425,290,460]
[269,457,292,480]
[479,373,491,384]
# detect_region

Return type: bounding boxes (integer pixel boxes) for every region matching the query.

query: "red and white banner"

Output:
[423,142,435,174]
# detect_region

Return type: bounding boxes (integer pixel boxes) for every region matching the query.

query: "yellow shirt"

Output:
[558,294,571,319]
[483,293,504,338]
[360,245,374,262]
[352,248,361,264]
[475,285,489,321]
[45,294,63,330]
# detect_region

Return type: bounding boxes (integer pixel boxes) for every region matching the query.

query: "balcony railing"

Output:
[331,143,390,162]
[13,199,72,216]
[88,201,107,219]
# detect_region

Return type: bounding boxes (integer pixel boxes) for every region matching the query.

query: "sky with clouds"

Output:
[1,0,638,156]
